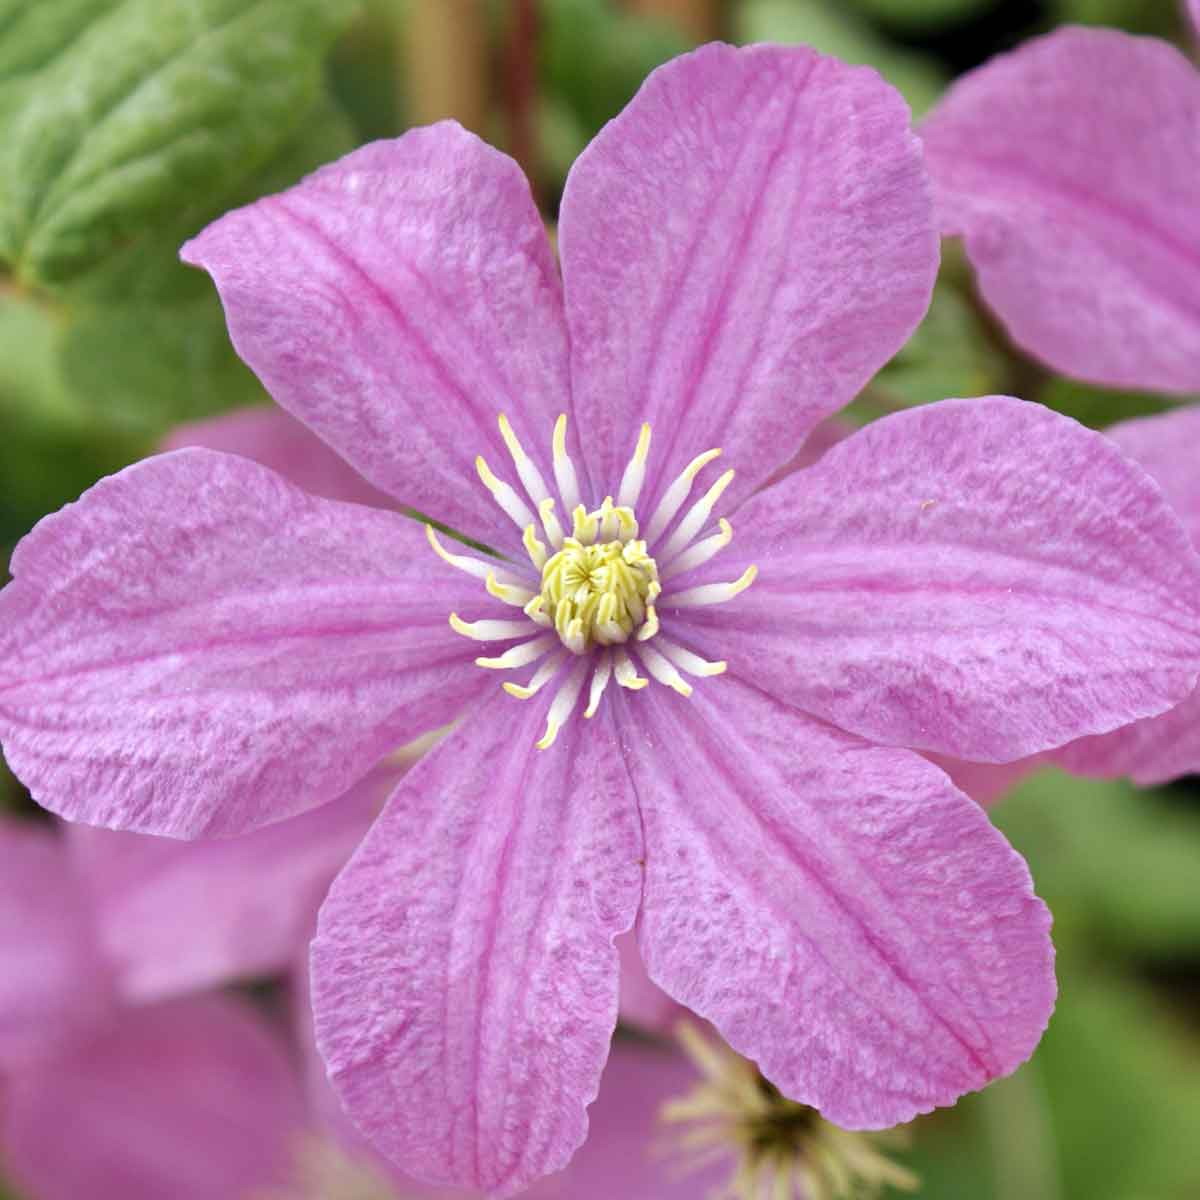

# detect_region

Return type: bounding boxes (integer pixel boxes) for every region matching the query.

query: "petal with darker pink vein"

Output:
[182,126,571,553]
[0,449,495,838]
[559,42,937,510]
[670,398,1200,762]
[618,676,1055,1129]
[311,689,642,1197]
[922,27,1200,393]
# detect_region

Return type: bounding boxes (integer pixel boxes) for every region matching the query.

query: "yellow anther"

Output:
[523,523,547,571]
[485,571,534,606]
[497,412,524,460]
[613,648,649,690]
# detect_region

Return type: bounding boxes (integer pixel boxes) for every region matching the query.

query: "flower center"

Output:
[533,500,661,652]
[427,412,757,748]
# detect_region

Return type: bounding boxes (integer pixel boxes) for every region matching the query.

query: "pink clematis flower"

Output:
[920,24,1200,393]
[0,818,311,1200]
[3,42,1200,1196]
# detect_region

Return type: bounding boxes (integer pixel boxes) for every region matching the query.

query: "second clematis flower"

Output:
[3,41,1200,1197]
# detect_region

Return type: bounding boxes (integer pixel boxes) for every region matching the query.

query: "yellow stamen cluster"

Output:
[433,412,757,747]
[528,497,661,653]
[663,1024,919,1200]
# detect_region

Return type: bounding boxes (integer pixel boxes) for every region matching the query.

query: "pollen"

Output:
[430,412,755,748]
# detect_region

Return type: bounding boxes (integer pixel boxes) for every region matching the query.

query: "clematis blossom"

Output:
[921,24,1200,393]
[3,42,1200,1198]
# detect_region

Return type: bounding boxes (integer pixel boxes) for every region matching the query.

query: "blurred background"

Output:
[1,1,1198,1197]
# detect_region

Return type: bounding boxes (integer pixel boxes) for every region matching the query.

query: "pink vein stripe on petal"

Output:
[922,27,1200,393]
[559,42,937,507]
[65,755,406,1002]
[182,127,572,553]
[1,995,309,1200]
[672,397,1200,762]
[0,820,114,1067]
[0,449,496,838]
[163,406,398,510]
[312,690,643,1198]
[617,677,1055,1129]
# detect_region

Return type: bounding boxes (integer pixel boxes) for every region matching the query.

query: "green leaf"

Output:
[0,0,355,288]
[736,0,947,119]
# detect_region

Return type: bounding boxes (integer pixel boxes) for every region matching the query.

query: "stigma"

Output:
[662,1024,919,1200]
[429,412,756,748]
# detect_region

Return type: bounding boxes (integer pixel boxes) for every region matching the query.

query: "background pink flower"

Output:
[921,25,1200,393]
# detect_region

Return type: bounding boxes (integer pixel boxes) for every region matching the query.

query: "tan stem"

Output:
[627,0,720,41]
[403,0,490,134]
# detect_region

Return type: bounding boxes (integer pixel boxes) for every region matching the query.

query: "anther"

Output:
[552,413,582,513]
[498,413,552,507]
[476,456,536,531]
[667,564,758,608]
[660,468,735,562]
[645,448,722,546]
[475,635,556,670]
[617,422,652,510]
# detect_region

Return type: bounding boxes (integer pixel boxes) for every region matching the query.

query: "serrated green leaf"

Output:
[0,0,355,287]
[736,0,947,118]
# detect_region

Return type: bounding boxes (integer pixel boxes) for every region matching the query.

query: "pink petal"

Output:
[921,27,1200,393]
[925,755,1040,808]
[2,994,309,1200]
[1106,406,1200,543]
[618,676,1055,1129]
[163,405,398,509]
[1045,406,1200,783]
[616,930,683,1033]
[182,127,570,552]
[672,397,1200,762]
[0,449,494,837]
[65,755,408,1002]
[526,1041,725,1200]
[559,42,936,505]
[1053,686,1200,786]
[1190,0,1200,37]
[0,820,114,1066]
[311,691,643,1197]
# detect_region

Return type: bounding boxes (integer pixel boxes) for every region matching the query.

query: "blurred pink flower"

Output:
[921,25,1200,392]
[3,40,1200,1198]
[0,818,310,1200]
[1051,408,1200,782]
